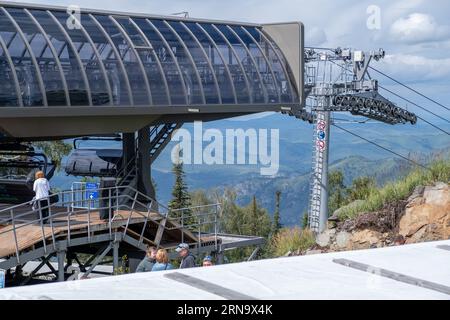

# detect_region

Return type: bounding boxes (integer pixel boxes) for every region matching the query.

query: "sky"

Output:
[4,0,450,121]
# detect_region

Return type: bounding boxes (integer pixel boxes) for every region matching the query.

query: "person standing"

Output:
[33,171,50,223]
[151,249,174,272]
[136,246,157,272]
[176,243,196,269]
[136,246,157,273]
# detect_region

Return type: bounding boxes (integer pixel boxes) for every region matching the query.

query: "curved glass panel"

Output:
[0,4,300,108]
[246,27,296,103]
[185,22,236,104]
[215,24,265,103]
[229,25,278,103]
[150,19,203,105]
[116,17,168,105]
[30,9,88,106]
[94,14,149,105]
[50,11,110,106]
[0,9,43,106]
[199,23,250,104]
[7,8,67,106]
[133,18,186,105]
[0,36,19,106]
[83,14,131,106]
[168,21,219,104]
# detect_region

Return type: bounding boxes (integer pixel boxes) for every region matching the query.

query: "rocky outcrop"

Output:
[314,182,449,253]
[399,182,449,243]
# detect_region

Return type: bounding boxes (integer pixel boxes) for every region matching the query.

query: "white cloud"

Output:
[390,13,450,44]
[381,54,450,81]
[305,27,327,46]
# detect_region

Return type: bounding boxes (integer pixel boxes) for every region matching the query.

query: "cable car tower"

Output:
[302,48,417,233]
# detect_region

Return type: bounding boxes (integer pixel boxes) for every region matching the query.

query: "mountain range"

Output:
[51,112,450,226]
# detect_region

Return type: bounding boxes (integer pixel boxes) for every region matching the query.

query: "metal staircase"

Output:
[0,184,221,274]
[149,123,182,164]
[113,123,182,205]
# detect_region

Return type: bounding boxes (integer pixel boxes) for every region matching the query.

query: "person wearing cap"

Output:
[176,243,196,269]
[202,255,214,267]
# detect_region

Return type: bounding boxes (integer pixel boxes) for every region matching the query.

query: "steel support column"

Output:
[318,110,331,232]
[137,125,155,200]
[112,241,119,273]
[122,132,136,169]
[57,249,66,282]
[309,108,331,233]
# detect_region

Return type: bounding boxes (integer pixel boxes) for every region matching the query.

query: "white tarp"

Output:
[0,240,449,300]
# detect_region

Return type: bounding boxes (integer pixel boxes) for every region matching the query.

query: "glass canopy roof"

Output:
[0,3,300,108]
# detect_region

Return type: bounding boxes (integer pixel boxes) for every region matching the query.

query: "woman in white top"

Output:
[33,171,50,223]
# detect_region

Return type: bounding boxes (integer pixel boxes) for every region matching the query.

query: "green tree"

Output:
[190,189,213,207]
[168,162,192,225]
[328,170,346,216]
[347,176,376,201]
[301,211,309,229]
[33,141,72,169]
[216,189,272,262]
[271,191,282,235]
[190,189,215,233]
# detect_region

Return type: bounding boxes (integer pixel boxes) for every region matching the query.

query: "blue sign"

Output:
[318,130,326,141]
[0,269,5,289]
[85,182,99,200]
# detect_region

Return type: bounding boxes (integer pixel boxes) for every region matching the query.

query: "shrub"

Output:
[337,159,450,220]
[269,227,315,257]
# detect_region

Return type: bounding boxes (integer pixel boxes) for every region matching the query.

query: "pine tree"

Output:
[168,161,192,224]
[250,195,259,235]
[302,211,309,229]
[272,191,282,235]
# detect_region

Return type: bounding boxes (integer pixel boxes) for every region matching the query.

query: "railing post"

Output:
[49,199,56,247]
[67,212,71,246]
[197,212,201,256]
[214,205,218,251]
[139,201,151,245]
[181,209,184,244]
[116,186,119,213]
[10,209,20,265]
[38,200,47,254]
[65,192,69,214]
[123,192,138,236]
[109,188,112,239]
[87,196,91,243]
[71,184,74,210]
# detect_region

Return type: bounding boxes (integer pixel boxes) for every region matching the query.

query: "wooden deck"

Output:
[0,209,198,258]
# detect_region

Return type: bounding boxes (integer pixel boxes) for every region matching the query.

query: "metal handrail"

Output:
[0,189,159,226]
[0,184,221,263]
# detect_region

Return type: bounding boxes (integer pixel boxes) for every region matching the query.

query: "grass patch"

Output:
[337,159,450,220]
[269,227,316,257]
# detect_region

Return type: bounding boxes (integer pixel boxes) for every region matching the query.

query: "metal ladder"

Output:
[308,112,326,232]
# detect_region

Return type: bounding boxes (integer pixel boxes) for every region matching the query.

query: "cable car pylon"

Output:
[301,47,418,233]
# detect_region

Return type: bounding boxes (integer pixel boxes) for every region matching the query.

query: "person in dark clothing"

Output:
[136,246,157,273]
[176,243,196,269]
